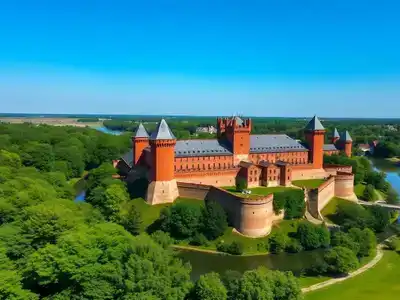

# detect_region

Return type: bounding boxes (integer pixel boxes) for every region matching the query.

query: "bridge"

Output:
[358,200,400,210]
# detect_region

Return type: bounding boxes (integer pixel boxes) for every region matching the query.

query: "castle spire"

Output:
[134,123,149,138]
[150,119,176,140]
[304,115,325,131]
[341,131,352,142]
[333,128,340,139]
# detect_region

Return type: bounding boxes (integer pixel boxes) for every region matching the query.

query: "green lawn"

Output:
[355,183,386,201]
[223,186,294,199]
[320,197,353,224]
[304,251,400,300]
[132,197,204,231]
[292,179,326,189]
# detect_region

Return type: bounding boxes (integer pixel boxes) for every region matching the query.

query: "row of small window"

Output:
[176,156,231,162]
[174,162,232,171]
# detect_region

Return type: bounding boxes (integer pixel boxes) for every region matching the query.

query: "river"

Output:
[369,158,400,195]
[94,126,123,135]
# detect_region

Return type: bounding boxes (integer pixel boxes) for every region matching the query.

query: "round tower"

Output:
[146,119,179,205]
[304,115,326,169]
[132,123,149,166]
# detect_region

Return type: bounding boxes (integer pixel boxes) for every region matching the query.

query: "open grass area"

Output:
[132,197,204,231]
[304,251,400,300]
[223,186,294,199]
[292,179,326,189]
[299,276,331,288]
[320,197,351,224]
[355,183,386,201]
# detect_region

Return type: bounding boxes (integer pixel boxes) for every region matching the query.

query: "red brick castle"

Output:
[120,116,354,205]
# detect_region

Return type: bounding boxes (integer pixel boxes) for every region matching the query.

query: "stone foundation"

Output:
[146,179,179,205]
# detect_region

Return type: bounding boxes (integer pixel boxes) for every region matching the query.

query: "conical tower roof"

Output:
[333,128,340,138]
[134,123,149,138]
[150,119,176,140]
[340,131,352,142]
[304,115,325,131]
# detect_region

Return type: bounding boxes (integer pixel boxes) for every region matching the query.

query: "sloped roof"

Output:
[233,116,244,126]
[340,131,352,142]
[150,119,176,140]
[175,139,231,157]
[134,123,149,138]
[323,144,338,151]
[121,149,133,167]
[250,134,308,153]
[304,115,325,131]
[333,128,340,138]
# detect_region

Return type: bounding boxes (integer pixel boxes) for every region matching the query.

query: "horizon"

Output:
[1,1,400,117]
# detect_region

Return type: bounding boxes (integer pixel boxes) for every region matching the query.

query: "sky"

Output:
[0,1,399,117]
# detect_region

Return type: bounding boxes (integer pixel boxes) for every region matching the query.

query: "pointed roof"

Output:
[232,116,244,126]
[304,115,325,131]
[150,119,176,140]
[340,131,352,142]
[134,123,149,138]
[333,128,340,138]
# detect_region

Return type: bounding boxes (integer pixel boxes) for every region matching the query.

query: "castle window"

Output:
[174,166,176,171]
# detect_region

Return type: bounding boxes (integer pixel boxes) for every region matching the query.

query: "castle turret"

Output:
[224,116,252,165]
[132,123,149,166]
[304,115,325,169]
[146,119,179,205]
[332,128,340,144]
[340,131,353,157]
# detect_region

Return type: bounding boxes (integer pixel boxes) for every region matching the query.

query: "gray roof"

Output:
[250,134,308,153]
[333,128,340,138]
[304,116,325,131]
[323,144,338,151]
[150,119,176,140]
[233,116,244,126]
[175,139,231,157]
[340,131,352,142]
[134,123,149,138]
[121,149,133,167]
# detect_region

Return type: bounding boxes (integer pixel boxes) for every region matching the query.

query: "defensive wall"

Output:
[175,168,238,187]
[177,182,283,237]
[306,172,356,220]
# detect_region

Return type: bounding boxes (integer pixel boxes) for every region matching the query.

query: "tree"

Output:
[23,223,192,299]
[349,228,377,257]
[268,231,288,254]
[201,200,228,240]
[117,201,142,235]
[368,206,390,232]
[159,203,202,239]
[296,222,330,250]
[386,187,400,205]
[266,270,302,300]
[236,268,274,300]
[330,231,360,255]
[363,184,375,202]
[282,190,305,219]
[0,150,22,169]
[323,246,359,274]
[192,272,227,300]
[221,270,242,300]
[22,142,54,172]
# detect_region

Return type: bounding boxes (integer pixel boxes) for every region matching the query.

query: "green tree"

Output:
[266,270,302,300]
[159,203,202,239]
[22,142,54,171]
[296,222,330,250]
[282,190,305,219]
[268,231,288,254]
[324,246,359,274]
[0,149,22,169]
[192,272,227,300]
[330,231,360,255]
[349,228,377,257]
[117,201,142,235]
[201,200,228,240]
[235,177,247,192]
[236,268,273,300]
[221,270,242,300]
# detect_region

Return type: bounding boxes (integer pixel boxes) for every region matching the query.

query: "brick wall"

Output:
[177,182,210,200]
[335,172,355,198]
[175,169,238,187]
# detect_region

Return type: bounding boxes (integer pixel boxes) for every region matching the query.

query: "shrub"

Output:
[385,237,400,251]
[348,228,376,257]
[282,190,305,219]
[273,192,286,214]
[268,231,289,254]
[217,241,244,255]
[190,233,209,246]
[150,230,175,249]
[324,246,359,275]
[201,200,228,240]
[285,238,303,253]
[296,222,330,250]
[363,184,375,202]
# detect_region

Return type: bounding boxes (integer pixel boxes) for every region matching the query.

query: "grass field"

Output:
[292,179,325,189]
[355,183,386,201]
[223,186,294,199]
[304,251,400,300]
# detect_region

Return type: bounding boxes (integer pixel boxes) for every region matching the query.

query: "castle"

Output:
[118,116,356,237]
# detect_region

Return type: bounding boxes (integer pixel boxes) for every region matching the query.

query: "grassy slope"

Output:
[223,186,294,199]
[292,179,326,189]
[304,251,400,300]
[320,197,349,224]
[355,183,386,201]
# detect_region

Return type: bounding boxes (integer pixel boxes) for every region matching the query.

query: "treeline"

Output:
[0,123,130,179]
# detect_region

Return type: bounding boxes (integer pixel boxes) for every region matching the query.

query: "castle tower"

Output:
[132,123,149,166]
[304,116,325,169]
[340,131,353,157]
[146,119,179,205]
[224,116,252,165]
[332,128,340,144]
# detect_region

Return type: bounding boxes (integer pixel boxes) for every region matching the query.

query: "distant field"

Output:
[0,117,104,127]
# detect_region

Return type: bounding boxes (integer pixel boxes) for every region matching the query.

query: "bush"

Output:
[324,246,359,275]
[296,222,330,250]
[273,192,286,214]
[201,200,228,240]
[385,237,400,251]
[330,231,360,255]
[282,190,305,219]
[151,230,175,249]
[363,184,375,202]
[285,238,303,253]
[217,241,244,255]
[268,231,289,254]
[348,228,376,257]
[235,177,247,192]
[190,233,209,246]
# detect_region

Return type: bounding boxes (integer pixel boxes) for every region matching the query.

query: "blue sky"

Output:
[0,1,399,117]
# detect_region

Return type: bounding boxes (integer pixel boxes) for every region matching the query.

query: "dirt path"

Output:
[302,246,384,293]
